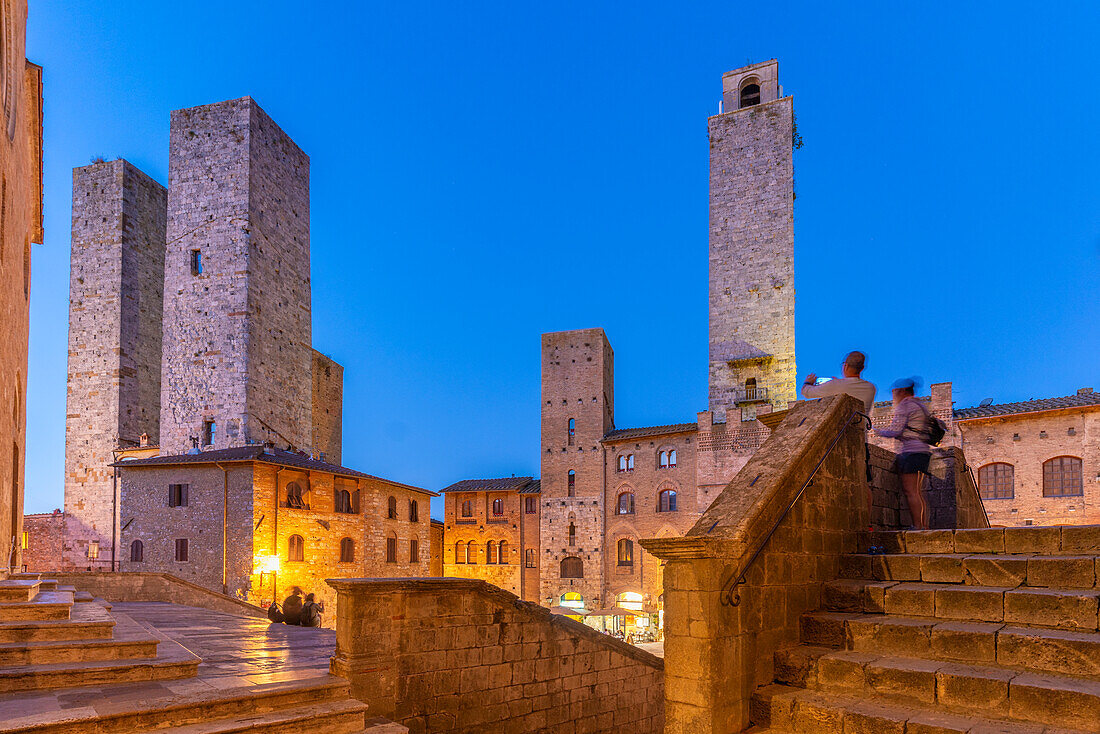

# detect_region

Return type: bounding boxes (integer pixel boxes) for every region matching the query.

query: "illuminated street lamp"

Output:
[255,554,280,604]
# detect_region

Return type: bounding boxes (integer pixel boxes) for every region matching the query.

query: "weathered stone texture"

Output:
[21,510,65,573]
[160,97,312,454]
[63,159,166,568]
[328,577,664,733]
[311,350,343,464]
[708,60,796,421]
[868,444,990,531]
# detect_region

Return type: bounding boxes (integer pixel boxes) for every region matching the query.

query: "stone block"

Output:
[920,555,966,584]
[934,662,1012,712]
[773,646,821,687]
[841,700,907,734]
[963,555,1027,588]
[838,555,871,580]
[870,531,905,554]
[790,693,845,733]
[935,586,1006,622]
[1009,672,1100,730]
[800,612,847,647]
[903,530,954,554]
[846,616,932,658]
[883,583,937,617]
[996,625,1100,679]
[1003,527,1060,555]
[1003,588,1100,630]
[1027,556,1096,589]
[953,528,1005,555]
[866,656,938,704]
[1060,526,1100,555]
[873,554,922,582]
[904,710,977,734]
[814,650,873,691]
[930,621,1000,663]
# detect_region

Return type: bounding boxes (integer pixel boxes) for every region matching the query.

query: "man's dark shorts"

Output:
[896,451,931,474]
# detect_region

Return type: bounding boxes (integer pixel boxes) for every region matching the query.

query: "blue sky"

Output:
[25,2,1100,520]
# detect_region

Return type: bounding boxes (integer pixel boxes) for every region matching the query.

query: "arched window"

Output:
[492,498,504,516]
[617,492,634,515]
[659,451,669,468]
[335,489,353,513]
[1043,457,1083,497]
[617,591,644,612]
[461,499,473,518]
[466,540,477,565]
[668,449,677,467]
[560,556,584,579]
[525,548,535,568]
[560,591,584,609]
[286,482,305,509]
[486,541,497,564]
[130,539,143,563]
[385,532,397,563]
[658,489,678,512]
[410,538,419,562]
[340,537,355,563]
[409,500,419,522]
[288,534,304,562]
[568,523,576,546]
[740,82,761,108]
[455,540,466,564]
[617,539,634,567]
[618,454,634,472]
[618,455,627,472]
[387,496,398,519]
[568,470,576,497]
[978,463,1014,500]
[568,418,576,445]
[499,540,508,564]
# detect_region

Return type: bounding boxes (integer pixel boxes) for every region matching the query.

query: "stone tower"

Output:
[63,159,166,567]
[708,60,796,422]
[540,328,614,609]
[160,97,312,455]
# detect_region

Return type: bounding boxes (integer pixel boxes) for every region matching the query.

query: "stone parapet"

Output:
[327,577,663,733]
[46,571,267,618]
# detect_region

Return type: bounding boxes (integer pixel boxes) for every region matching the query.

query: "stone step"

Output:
[801,610,1100,682]
[751,683,1094,733]
[775,646,1100,730]
[841,552,1100,588]
[0,600,114,643]
[0,676,356,733]
[359,719,410,733]
[8,574,57,591]
[824,579,1100,631]
[161,699,368,734]
[0,633,198,693]
[0,580,40,603]
[870,526,1100,556]
[0,591,73,622]
[0,622,158,667]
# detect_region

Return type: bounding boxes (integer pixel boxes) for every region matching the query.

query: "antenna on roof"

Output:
[979,398,994,407]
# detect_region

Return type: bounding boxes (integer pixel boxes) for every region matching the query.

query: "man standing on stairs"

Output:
[800,350,877,412]
[876,378,932,529]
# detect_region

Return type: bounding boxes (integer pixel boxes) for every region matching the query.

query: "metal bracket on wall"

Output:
[255,514,265,530]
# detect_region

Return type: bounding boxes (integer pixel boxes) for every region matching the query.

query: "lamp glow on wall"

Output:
[255,554,281,605]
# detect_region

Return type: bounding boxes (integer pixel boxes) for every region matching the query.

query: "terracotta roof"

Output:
[603,423,698,442]
[113,446,436,496]
[518,480,541,494]
[440,476,540,494]
[954,390,1100,420]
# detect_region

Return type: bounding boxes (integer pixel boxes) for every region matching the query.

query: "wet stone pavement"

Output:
[0,602,337,721]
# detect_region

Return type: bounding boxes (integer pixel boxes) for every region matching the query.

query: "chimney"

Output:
[1078,387,1093,395]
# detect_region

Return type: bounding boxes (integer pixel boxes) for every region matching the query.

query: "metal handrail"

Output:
[734,387,769,402]
[719,409,873,606]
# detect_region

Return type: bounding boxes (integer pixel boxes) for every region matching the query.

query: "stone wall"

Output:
[64,159,166,569]
[22,511,65,572]
[430,519,443,576]
[708,60,796,421]
[443,489,531,599]
[46,571,267,618]
[868,444,989,530]
[311,350,343,464]
[328,577,664,733]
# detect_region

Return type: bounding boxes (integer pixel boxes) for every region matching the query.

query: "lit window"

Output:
[466,540,477,565]
[174,539,188,562]
[978,463,1014,500]
[487,541,497,564]
[202,420,215,446]
[410,538,419,563]
[21,531,28,550]
[130,539,143,562]
[525,548,535,568]
[288,534,304,562]
[340,537,355,563]
[560,591,584,608]
[499,540,508,564]
[658,489,677,512]
[386,533,397,563]
[409,500,419,522]
[88,541,99,560]
[1043,457,1083,497]
[560,556,583,579]
[335,489,354,513]
[168,483,189,508]
[568,418,576,445]
[387,496,398,519]
[617,539,634,567]
[455,540,466,564]
[617,492,634,515]
[568,470,575,497]
[492,498,504,516]
[525,496,537,514]
[190,249,202,275]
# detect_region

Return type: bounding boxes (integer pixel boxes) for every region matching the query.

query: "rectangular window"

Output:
[386,536,397,563]
[202,420,215,446]
[168,483,189,508]
[525,496,536,514]
[409,500,419,523]
[525,548,535,568]
[461,499,473,518]
[88,541,99,560]
[410,538,419,563]
[21,531,27,549]
[190,249,202,275]
[175,539,189,562]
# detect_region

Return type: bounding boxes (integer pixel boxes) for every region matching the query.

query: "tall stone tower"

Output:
[63,159,166,567]
[160,98,312,455]
[708,60,796,422]
[540,328,614,609]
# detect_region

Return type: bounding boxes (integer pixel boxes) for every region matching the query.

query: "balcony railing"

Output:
[734,386,768,403]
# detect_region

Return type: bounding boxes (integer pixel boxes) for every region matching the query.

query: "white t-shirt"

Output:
[800,376,877,412]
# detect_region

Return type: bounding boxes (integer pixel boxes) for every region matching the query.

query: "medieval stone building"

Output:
[0,0,42,576]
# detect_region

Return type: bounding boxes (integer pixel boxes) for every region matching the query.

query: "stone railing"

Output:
[42,571,268,618]
[640,394,869,733]
[869,444,990,530]
[326,577,664,733]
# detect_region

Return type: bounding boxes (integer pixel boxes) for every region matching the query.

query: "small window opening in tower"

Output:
[190,249,202,275]
[202,420,216,446]
[740,83,761,108]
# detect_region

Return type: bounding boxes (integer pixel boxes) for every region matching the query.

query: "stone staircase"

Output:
[750,526,1100,733]
[0,575,404,733]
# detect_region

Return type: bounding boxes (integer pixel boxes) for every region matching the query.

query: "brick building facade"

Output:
[0,0,42,576]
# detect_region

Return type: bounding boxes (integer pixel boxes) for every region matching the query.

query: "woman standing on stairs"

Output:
[875,378,932,530]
